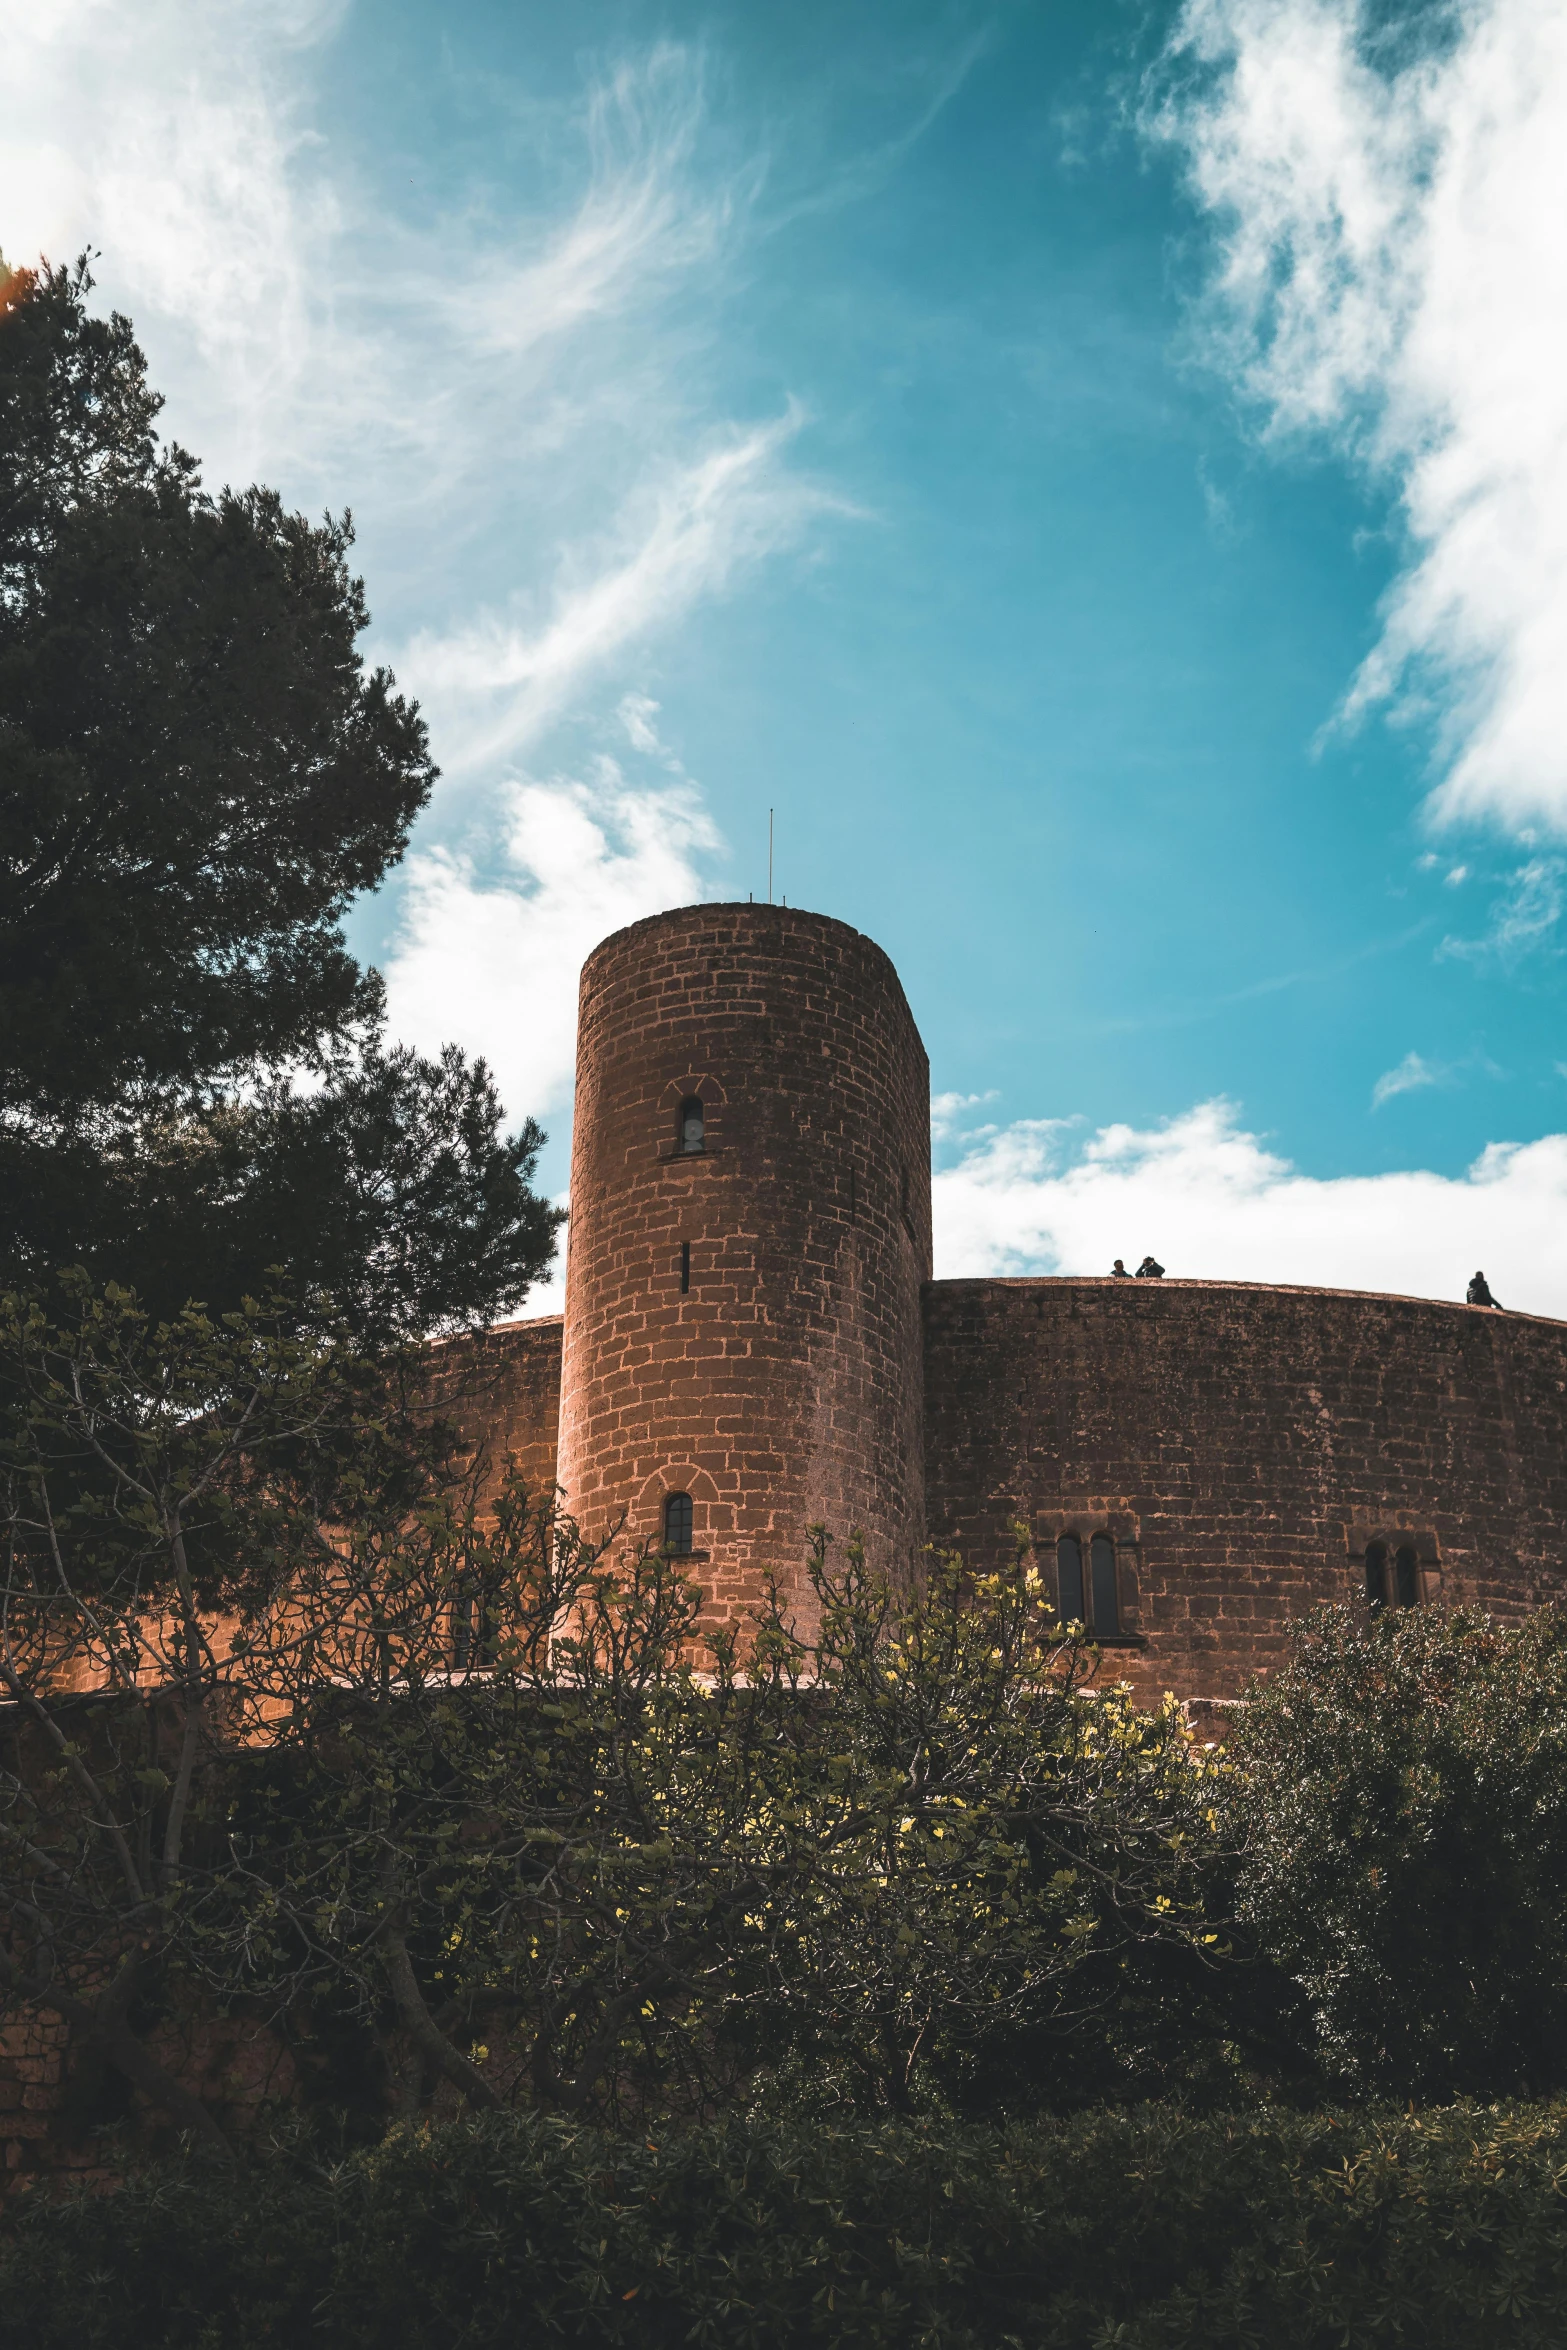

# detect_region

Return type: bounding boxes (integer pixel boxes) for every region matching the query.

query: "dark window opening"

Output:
[451,1591,495,1672]
[1394,1544,1421,1606]
[1365,1540,1389,1609]
[680,1240,690,1294]
[678,1096,705,1153]
[663,1492,694,1555]
[1056,1534,1085,1626]
[1090,1533,1120,1635]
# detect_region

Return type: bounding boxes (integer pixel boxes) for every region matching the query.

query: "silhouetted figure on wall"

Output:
[1136,1255,1165,1279]
[1111,1258,1130,1277]
[1467,1270,1501,1309]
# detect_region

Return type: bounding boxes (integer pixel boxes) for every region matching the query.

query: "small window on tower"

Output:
[1394,1544,1421,1607]
[1056,1534,1085,1626]
[663,1492,694,1555]
[678,1096,705,1154]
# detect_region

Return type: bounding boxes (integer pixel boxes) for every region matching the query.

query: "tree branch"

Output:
[378,1919,500,2112]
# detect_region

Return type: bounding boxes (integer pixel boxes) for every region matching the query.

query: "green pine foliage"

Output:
[0,258,559,1335]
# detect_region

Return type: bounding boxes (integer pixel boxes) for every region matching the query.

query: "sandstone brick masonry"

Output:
[426,1313,563,1505]
[924,1277,1567,1705]
[556,905,931,1629]
[433,904,1567,1705]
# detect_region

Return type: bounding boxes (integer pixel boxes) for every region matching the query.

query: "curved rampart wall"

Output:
[923,1277,1567,1705]
[558,903,931,1629]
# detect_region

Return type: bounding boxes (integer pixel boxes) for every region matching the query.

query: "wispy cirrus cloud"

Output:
[1153,0,1567,836]
[0,7,760,509]
[400,407,848,779]
[448,44,740,357]
[932,1096,1567,1316]
[0,0,345,486]
[1447,855,1564,964]
[1371,1050,1442,1109]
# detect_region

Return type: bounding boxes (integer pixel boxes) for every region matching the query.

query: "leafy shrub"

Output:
[1224,1603,1567,2097]
[215,1530,1225,2129]
[6,2102,1567,2347]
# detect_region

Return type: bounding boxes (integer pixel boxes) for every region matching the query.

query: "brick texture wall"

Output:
[924,1276,1567,1705]
[424,1315,563,1507]
[556,904,931,1629]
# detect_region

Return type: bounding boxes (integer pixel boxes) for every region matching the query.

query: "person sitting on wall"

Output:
[1136,1255,1165,1279]
[1467,1270,1502,1309]
[1111,1258,1130,1277]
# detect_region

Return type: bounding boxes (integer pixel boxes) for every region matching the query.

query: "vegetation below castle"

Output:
[11,1276,1567,2151]
[7,2101,1567,2347]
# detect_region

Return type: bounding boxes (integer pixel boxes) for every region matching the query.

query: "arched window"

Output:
[1394,1544,1420,1607]
[663,1492,694,1555]
[1090,1533,1120,1635]
[1056,1533,1085,1625]
[677,1096,705,1153]
[1365,1540,1389,1609]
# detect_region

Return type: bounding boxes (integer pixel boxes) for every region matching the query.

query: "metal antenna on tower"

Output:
[768,808,774,905]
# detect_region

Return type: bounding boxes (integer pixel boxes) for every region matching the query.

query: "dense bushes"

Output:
[1224,1604,1567,2098]
[6,2101,1567,2347]
[1,1293,1225,2145]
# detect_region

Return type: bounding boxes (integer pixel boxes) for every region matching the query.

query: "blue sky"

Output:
[11,0,1567,1311]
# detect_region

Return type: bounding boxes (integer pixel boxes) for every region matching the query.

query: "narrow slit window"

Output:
[1394,1544,1420,1607]
[663,1492,694,1555]
[451,1590,493,1672]
[679,1240,690,1294]
[1090,1533,1120,1635]
[1056,1534,1085,1626]
[1365,1540,1389,1609]
[678,1096,705,1153]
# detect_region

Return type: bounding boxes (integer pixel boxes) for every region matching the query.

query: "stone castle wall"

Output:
[415,909,1567,1706]
[556,904,931,1630]
[924,1275,1567,1704]
[425,1314,563,1507]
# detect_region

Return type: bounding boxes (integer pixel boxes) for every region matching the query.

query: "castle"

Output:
[445,901,1567,1710]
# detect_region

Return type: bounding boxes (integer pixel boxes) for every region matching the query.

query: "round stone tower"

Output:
[557,902,931,1629]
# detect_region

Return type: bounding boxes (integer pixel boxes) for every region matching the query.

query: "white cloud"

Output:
[383,763,720,1126]
[0,0,345,486]
[400,410,842,777]
[1156,0,1567,834]
[1370,1049,1440,1108]
[446,44,734,357]
[0,9,764,511]
[933,1097,1567,1316]
[929,1090,1000,1142]
[1441,854,1564,962]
